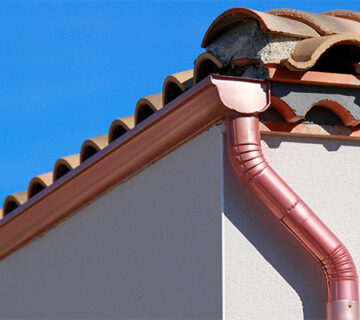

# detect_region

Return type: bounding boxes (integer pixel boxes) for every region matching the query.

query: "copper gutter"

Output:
[0,75,226,261]
[0,75,357,318]
[226,79,359,319]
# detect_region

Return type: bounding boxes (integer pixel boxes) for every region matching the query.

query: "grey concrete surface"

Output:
[272,82,360,121]
[206,19,298,66]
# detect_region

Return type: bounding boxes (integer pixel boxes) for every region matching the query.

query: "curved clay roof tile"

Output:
[3,191,27,216]
[284,33,360,71]
[308,100,360,127]
[322,10,360,23]
[163,69,194,91]
[267,9,360,36]
[202,8,319,47]
[53,154,80,181]
[108,115,135,143]
[135,93,163,124]
[80,134,108,163]
[270,96,303,123]
[162,69,194,105]
[194,52,224,83]
[28,172,53,198]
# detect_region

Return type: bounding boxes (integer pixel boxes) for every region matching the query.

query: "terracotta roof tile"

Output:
[308,100,360,126]
[194,52,224,83]
[271,82,360,126]
[267,66,360,87]
[202,8,320,47]
[322,10,360,23]
[267,9,360,35]
[80,134,108,163]
[284,34,360,71]
[135,93,163,124]
[108,115,135,143]
[3,191,27,216]
[268,95,360,127]
[53,154,80,181]
[28,172,53,198]
[270,96,302,123]
[162,70,194,105]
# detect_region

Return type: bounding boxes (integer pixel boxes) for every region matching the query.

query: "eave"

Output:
[0,75,225,260]
[0,74,359,261]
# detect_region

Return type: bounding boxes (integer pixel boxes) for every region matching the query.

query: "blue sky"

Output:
[1,0,360,203]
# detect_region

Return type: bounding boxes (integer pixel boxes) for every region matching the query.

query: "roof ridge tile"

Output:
[266,8,360,35]
[322,10,360,23]
[202,8,320,47]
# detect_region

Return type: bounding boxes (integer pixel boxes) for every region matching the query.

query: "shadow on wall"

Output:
[263,134,359,152]
[223,148,326,320]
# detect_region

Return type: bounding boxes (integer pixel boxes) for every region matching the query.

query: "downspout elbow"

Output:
[227,113,359,320]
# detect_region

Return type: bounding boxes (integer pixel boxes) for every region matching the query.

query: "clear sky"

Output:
[1,0,359,204]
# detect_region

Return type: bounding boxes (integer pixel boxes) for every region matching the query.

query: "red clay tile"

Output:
[267,66,360,88]
[307,100,360,127]
[271,96,303,123]
[323,10,360,23]
[28,172,53,198]
[267,9,360,35]
[3,191,27,216]
[53,154,80,181]
[163,70,193,105]
[194,53,224,83]
[284,34,360,71]
[202,8,319,48]
[80,134,108,163]
[135,93,163,124]
[260,121,360,140]
[108,115,135,143]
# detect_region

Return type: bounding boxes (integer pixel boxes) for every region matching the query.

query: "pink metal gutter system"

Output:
[0,75,357,319]
[225,78,359,319]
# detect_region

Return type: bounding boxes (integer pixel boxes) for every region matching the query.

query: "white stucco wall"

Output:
[0,124,224,319]
[0,122,359,320]
[224,133,360,320]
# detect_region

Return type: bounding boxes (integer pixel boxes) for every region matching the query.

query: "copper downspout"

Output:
[227,113,359,319]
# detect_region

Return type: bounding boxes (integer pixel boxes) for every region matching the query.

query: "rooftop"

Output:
[1,6,360,259]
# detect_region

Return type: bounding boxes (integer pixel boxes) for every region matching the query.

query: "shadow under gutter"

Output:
[0,75,357,319]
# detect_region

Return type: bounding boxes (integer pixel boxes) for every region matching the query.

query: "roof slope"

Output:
[1,7,360,258]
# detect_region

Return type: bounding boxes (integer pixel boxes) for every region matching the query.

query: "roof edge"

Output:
[0,75,226,261]
[1,74,357,261]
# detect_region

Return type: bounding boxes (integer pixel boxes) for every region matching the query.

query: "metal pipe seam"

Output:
[226,113,359,320]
